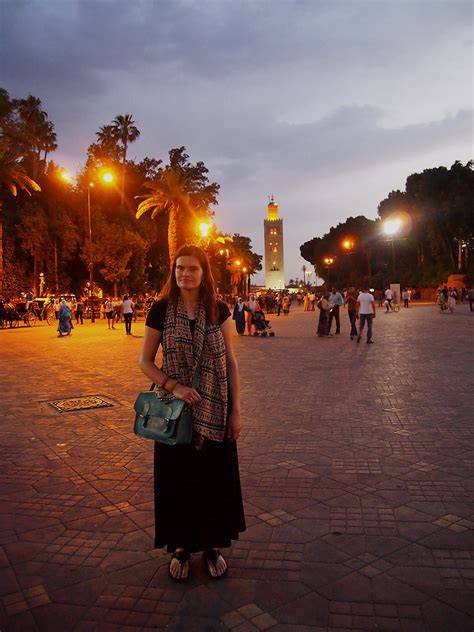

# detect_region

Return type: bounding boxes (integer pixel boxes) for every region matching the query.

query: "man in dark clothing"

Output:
[345,287,358,339]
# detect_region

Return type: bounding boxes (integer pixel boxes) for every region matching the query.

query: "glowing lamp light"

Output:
[235,260,241,266]
[243,267,247,273]
[324,257,334,266]
[342,239,354,250]
[199,222,210,238]
[384,218,402,236]
[61,170,73,183]
[102,172,113,183]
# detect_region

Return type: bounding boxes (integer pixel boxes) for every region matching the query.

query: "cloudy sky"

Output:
[1,0,472,283]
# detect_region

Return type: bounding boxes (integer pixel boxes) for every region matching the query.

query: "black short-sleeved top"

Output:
[146,299,231,333]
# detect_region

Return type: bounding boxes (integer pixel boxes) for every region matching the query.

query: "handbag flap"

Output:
[134,391,185,420]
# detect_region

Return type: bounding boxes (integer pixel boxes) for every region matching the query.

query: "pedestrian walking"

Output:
[468,287,474,312]
[75,298,84,324]
[232,297,248,335]
[105,297,115,329]
[328,287,343,334]
[57,299,73,336]
[303,292,310,311]
[402,288,410,309]
[345,286,358,339]
[122,294,134,334]
[317,292,333,337]
[356,287,376,343]
[247,294,257,335]
[276,294,283,316]
[448,288,456,313]
[139,244,245,582]
[384,287,393,312]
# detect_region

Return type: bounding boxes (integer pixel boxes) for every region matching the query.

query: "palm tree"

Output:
[136,168,195,266]
[112,114,140,208]
[16,96,57,179]
[136,148,219,266]
[0,139,41,294]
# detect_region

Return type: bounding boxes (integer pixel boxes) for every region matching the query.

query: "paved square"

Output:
[0,304,473,630]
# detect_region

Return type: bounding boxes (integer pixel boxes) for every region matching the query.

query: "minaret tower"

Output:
[264,196,285,289]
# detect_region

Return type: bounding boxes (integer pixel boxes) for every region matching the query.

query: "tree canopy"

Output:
[301,161,473,288]
[0,88,261,298]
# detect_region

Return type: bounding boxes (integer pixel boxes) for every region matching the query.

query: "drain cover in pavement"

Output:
[47,396,113,413]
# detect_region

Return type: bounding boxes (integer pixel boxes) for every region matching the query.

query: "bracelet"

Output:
[161,375,170,390]
[164,379,178,393]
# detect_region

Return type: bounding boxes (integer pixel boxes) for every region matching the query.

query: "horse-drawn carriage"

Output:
[0,298,56,328]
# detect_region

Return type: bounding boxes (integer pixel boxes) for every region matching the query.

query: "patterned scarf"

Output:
[155,296,228,446]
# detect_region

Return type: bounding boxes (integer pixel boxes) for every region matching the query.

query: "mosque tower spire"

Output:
[264,195,285,289]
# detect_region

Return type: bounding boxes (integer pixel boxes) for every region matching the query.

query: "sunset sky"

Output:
[2,0,472,283]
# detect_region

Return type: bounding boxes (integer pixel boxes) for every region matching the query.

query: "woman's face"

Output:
[175,256,204,291]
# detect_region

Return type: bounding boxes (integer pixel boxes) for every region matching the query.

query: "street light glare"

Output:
[102,172,113,183]
[61,170,73,183]
[384,218,402,236]
[199,222,210,238]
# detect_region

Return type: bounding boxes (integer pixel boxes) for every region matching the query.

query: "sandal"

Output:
[168,549,190,582]
[203,549,228,580]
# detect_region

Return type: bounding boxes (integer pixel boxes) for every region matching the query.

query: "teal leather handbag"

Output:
[133,393,193,445]
[133,356,202,445]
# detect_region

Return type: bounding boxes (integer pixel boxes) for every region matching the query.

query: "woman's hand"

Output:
[172,383,202,406]
[227,409,241,441]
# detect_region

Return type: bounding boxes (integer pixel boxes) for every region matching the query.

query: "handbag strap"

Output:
[149,326,206,392]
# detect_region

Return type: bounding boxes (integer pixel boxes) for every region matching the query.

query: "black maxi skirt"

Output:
[153,435,246,553]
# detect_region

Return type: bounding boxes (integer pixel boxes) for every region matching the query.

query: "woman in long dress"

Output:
[57,300,72,336]
[303,293,310,311]
[232,297,248,335]
[139,245,245,582]
[317,292,333,337]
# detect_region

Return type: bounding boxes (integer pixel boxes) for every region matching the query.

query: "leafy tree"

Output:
[93,217,147,296]
[0,138,41,294]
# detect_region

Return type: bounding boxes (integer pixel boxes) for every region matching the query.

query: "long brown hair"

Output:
[158,245,219,324]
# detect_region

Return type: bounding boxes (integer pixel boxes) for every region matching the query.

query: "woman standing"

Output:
[232,297,248,335]
[247,294,257,335]
[121,294,134,335]
[57,299,73,336]
[105,297,115,329]
[139,245,245,582]
[303,292,310,311]
[317,291,333,337]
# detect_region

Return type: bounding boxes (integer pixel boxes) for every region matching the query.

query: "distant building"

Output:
[264,196,285,289]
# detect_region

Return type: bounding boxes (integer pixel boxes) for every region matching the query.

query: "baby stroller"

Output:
[252,309,275,336]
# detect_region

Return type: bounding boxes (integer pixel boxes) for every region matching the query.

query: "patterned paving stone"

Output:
[0,303,473,630]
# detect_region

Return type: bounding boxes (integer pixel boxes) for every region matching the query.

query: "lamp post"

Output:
[61,169,113,322]
[87,183,95,321]
[383,218,402,272]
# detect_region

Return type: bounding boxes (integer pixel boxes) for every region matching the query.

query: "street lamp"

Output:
[342,238,354,253]
[383,218,402,272]
[323,257,334,283]
[198,221,211,238]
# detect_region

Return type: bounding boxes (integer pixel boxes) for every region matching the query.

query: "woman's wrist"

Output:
[164,378,178,393]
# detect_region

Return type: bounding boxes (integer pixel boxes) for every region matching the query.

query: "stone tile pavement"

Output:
[0,303,473,631]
